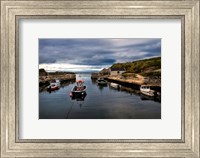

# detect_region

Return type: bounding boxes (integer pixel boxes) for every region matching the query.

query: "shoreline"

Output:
[105,75,161,92]
[39,73,76,91]
[105,77,141,90]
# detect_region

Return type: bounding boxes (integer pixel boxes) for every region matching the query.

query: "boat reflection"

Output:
[98,85,106,91]
[140,93,161,102]
[120,86,140,95]
[109,83,140,96]
[70,92,87,101]
[60,80,76,88]
[91,78,97,85]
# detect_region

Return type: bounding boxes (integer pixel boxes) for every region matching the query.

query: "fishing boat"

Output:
[96,78,107,86]
[70,80,87,98]
[140,85,156,97]
[140,85,161,102]
[47,79,60,91]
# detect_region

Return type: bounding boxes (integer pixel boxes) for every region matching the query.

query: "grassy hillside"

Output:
[111,57,161,77]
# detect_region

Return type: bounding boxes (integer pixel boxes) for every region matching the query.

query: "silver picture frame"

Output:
[1,0,199,157]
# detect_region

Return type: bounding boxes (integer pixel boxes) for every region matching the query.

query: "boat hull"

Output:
[47,85,59,91]
[70,85,87,98]
[71,91,87,100]
[96,79,108,86]
[140,91,155,97]
[140,93,161,102]
[47,79,61,91]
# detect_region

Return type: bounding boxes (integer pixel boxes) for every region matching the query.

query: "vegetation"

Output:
[111,57,161,77]
[121,72,136,78]
[140,71,161,77]
[111,62,132,72]
[48,71,75,75]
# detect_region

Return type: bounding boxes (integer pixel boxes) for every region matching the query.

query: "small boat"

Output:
[47,83,59,91]
[70,80,87,98]
[96,78,107,86]
[140,91,161,102]
[140,85,156,97]
[70,92,87,101]
[55,79,61,86]
[47,79,60,91]
[110,82,121,89]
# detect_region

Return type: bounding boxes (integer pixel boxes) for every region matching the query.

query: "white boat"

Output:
[47,79,60,91]
[110,82,121,90]
[140,85,155,97]
[54,79,60,86]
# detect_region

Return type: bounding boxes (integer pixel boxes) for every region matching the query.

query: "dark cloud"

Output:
[39,38,161,67]
[39,57,56,64]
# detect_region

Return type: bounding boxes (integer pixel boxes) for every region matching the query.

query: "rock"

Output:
[39,69,76,90]
[91,73,99,79]
[39,69,48,76]
[99,68,110,75]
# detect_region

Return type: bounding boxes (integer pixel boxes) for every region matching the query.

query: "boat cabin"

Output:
[140,85,151,91]
[140,85,156,97]
[77,80,84,86]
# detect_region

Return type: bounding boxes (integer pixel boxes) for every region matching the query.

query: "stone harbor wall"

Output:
[39,69,76,91]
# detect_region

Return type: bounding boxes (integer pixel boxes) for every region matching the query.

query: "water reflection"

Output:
[70,92,87,101]
[91,78,97,85]
[140,93,161,102]
[108,82,140,96]
[93,80,160,102]
[39,74,161,119]
[66,95,87,119]
[61,80,76,88]
[98,84,108,91]
[91,78,108,91]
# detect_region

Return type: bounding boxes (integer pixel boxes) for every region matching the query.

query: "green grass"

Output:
[121,72,136,78]
[140,71,161,77]
[111,57,161,77]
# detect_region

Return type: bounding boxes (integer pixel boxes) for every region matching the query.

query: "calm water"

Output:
[39,74,161,119]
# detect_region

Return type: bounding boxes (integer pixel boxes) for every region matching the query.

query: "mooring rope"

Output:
[66,101,75,119]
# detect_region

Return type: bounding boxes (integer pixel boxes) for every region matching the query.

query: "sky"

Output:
[39,38,161,72]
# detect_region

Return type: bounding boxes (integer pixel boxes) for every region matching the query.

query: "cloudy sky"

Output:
[39,38,161,72]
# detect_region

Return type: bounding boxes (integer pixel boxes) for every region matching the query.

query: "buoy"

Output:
[69,92,73,97]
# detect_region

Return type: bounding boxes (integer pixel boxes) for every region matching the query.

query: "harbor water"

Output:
[39,74,161,119]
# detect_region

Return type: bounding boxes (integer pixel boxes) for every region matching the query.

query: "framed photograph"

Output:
[1,0,199,157]
[38,38,162,120]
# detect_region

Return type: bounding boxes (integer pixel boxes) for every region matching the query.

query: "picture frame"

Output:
[0,0,199,157]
